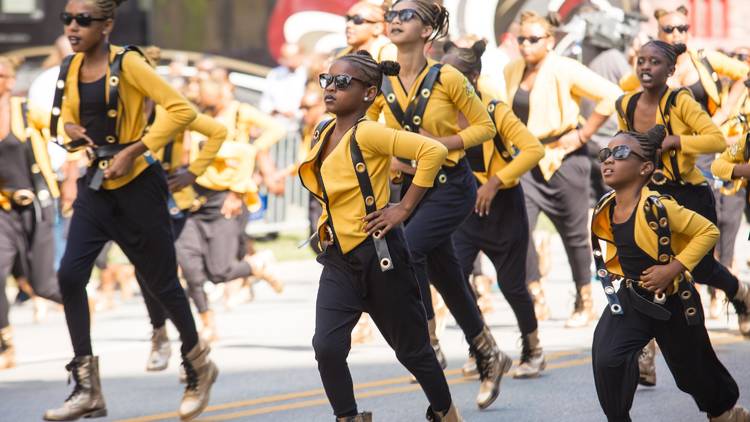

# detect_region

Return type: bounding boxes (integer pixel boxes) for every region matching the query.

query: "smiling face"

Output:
[386,1,432,46]
[345,3,384,47]
[601,134,653,189]
[518,22,552,65]
[63,0,112,53]
[636,44,672,90]
[657,12,689,46]
[321,60,376,117]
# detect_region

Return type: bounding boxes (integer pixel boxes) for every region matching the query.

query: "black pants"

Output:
[313,228,452,417]
[0,203,61,328]
[58,165,198,356]
[713,187,745,268]
[454,184,538,335]
[592,285,738,421]
[523,152,592,287]
[650,182,739,298]
[403,160,484,340]
[176,188,252,313]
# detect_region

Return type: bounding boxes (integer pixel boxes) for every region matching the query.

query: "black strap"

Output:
[615,95,628,130]
[19,100,53,208]
[349,124,394,272]
[311,119,335,149]
[487,100,514,163]
[698,49,723,97]
[591,191,625,316]
[50,54,75,147]
[106,45,145,144]
[662,89,686,184]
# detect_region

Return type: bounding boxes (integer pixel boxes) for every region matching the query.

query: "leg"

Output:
[203,216,252,283]
[0,211,21,330]
[176,218,211,314]
[715,190,745,268]
[521,174,544,285]
[26,205,62,303]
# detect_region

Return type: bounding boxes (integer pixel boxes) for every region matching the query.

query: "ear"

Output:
[103,18,114,35]
[421,25,434,41]
[545,36,555,51]
[667,65,676,77]
[640,160,655,176]
[364,85,378,101]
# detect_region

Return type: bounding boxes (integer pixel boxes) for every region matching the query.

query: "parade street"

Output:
[2,232,750,422]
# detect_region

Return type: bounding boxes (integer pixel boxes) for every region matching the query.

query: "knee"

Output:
[56,262,86,298]
[312,334,349,365]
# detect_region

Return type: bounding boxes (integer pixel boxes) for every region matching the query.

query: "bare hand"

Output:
[556,130,584,155]
[475,177,501,216]
[363,204,410,237]
[63,123,96,148]
[220,192,243,219]
[60,177,77,216]
[167,167,196,192]
[418,127,438,140]
[104,150,136,179]
[732,163,750,179]
[390,157,416,176]
[641,261,684,295]
[661,135,682,151]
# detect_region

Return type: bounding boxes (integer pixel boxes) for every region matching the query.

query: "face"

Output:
[0,63,15,96]
[345,3,384,47]
[657,12,689,46]
[63,0,113,53]
[636,44,672,90]
[518,22,552,65]
[441,52,479,87]
[386,1,432,46]
[279,44,304,70]
[600,135,652,189]
[197,82,224,115]
[320,60,376,116]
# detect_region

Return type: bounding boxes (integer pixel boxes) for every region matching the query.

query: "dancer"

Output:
[301,51,460,421]
[46,1,216,419]
[590,125,749,422]
[368,0,509,409]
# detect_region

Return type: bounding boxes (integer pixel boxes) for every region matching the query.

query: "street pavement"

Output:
[2,229,750,422]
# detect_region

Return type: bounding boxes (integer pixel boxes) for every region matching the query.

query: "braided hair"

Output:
[393,0,449,41]
[337,50,400,96]
[91,0,127,18]
[442,39,486,76]
[617,124,667,165]
[641,40,687,67]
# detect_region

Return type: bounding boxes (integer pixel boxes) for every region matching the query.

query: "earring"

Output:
[640,171,646,175]
[364,97,370,101]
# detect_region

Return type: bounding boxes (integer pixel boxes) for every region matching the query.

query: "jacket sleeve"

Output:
[665,199,720,271]
[710,140,746,181]
[493,103,544,184]
[360,123,448,188]
[567,59,622,117]
[122,52,196,153]
[186,113,227,177]
[442,67,496,149]
[708,50,750,81]
[241,104,286,151]
[675,92,727,155]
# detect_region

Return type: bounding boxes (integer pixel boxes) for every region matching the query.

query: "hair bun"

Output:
[471,40,487,58]
[676,5,689,16]
[653,8,668,20]
[443,40,457,54]
[546,11,561,28]
[647,124,667,147]
[355,50,374,59]
[672,43,687,56]
[114,0,128,5]
[379,60,401,76]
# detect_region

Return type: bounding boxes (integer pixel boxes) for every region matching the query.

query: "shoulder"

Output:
[593,190,617,217]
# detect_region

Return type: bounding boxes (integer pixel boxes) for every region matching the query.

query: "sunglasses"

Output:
[732,53,748,62]
[385,9,420,23]
[60,12,109,27]
[598,145,648,163]
[319,73,368,90]
[660,24,689,34]
[346,14,379,25]
[517,35,548,45]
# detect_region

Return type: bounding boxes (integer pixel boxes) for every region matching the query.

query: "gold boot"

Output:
[471,326,512,409]
[179,340,218,421]
[199,311,218,344]
[565,284,597,328]
[528,280,551,321]
[732,282,750,337]
[709,405,750,421]
[426,404,463,421]
[337,411,373,421]
[428,318,447,369]
[43,356,107,420]
[513,330,546,379]
[0,326,16,370]
[146,326,171,372]
[638,339,657,387]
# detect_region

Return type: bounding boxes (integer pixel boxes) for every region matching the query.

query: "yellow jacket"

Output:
[591,187,719,275]
[711,133,748,181]
[616,89,726,185]
[1,97,60,211]
[367,59,496,166]
[60,44,196,189]
[619,49,749,115]
[298,119,448,253]
[472,94,544,188]
[152,110,226,210]
[218,100,286,150]
[337,36,398,62]
[504,52,622,140]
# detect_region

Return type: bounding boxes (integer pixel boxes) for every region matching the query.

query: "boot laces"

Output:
[471,341,497,380]
[519,336,533,364]
[182,359,199,391]
[64,359,84,402]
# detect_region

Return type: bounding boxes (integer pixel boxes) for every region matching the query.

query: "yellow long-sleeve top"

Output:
[616,89,726,185]
[592,187,719,276]
[711,133,748,181]
[219,100,286,151]
[337,36,398,62]
[504,52,622,140]
[366,60,496,166]
[60,44,196,190]
[152,109,226,210]
[471,94,544,187]
[1,97,60,211]
[298,119,448,253]
[620,49,749,115]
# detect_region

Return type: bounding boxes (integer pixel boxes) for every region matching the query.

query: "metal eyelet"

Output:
[355,162,366,173]
[169,206,181,216]
[412,115,422,126]
[680,290,692,300]
[373,230,382,239]
[56,80,65,89]
[597,269,607,278]
[420,88,431,98]
[604,286,615,295]
[437,174,447,184]
[501,151,510,158]
[380,258,391,269]
[654,292,667,304]
[109,76,119,86]
[365,196,375,206]
[37,190,50,202]
[107,109,118,118]
[593,250,602,257]
[30,164,41,174]
[659,217,668,227]
[658,254,670,263]
[659,236,670,245]
[648,221,659,230]
[98,160,109,170]
[685,307,697,317]
[106,135,116,144]
[386,93,396,103]
[610,304,622,313]
[487,103,496,113]
[51,107,61,116]
[404,124,412,132]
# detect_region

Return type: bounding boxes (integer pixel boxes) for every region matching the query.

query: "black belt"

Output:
[87,144,130,190]
[404,157,468,186]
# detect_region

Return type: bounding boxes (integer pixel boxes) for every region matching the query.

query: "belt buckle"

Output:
[12,189,35,206]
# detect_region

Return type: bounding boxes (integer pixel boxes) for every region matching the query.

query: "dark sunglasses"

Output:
[732,53,748,62]
[60,12,109,27]
[385,9,420,23]
[345,14,379,25]
[319,73,368,90]
[517,35,548,45]
[660,24,689,34]
[598,145,648,163]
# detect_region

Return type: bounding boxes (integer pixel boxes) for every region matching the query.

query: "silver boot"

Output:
[44,356,107,421]
[146,326,171,372]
